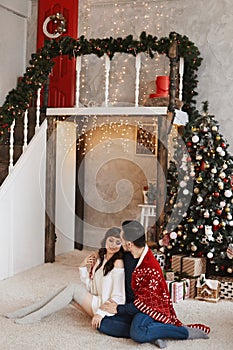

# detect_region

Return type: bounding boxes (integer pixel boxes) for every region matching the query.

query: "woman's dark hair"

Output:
[95,227,123,276]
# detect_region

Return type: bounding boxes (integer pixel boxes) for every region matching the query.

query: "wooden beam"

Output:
[45,117,57,263]
[156,35,178,242]
[74,126,85,250]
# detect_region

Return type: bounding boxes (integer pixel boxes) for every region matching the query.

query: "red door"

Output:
[37,0,78,107]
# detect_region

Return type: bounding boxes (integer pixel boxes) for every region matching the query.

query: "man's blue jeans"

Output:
[130,312,189,342]
[99,312,189,342]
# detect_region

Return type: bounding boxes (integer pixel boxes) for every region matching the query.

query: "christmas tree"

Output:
[161,102,233,277]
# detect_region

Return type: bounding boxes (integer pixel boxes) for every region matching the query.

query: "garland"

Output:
[0,31,202,141]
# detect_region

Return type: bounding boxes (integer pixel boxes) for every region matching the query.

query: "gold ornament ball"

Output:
[167,245,172,250]
[188,218,194,222]
[225,207,230,212]
[227,267,233,274]
[177,230,182,236]
[183,235,187,240]
[215,135,221,141]
[191,245,197,252]
[194,187,199,194]
[196,176,203,183]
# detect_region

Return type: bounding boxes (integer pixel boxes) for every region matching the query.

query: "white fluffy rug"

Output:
[0,249,232,350]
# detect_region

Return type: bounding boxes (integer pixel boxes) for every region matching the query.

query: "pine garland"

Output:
[0,31,202,141]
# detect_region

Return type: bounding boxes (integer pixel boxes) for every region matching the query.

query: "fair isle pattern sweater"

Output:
[132,245,183,326]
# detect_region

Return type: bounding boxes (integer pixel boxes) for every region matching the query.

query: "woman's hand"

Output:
[91,314,103,329]
[79,252,97,268]
[100,299,118,314]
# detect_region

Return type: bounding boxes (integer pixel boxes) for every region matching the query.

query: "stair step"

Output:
[0,109,46,186]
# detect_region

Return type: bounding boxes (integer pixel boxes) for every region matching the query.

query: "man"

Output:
[99,220,210,348]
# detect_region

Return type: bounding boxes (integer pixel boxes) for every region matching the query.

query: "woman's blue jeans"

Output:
[130,313,189,343]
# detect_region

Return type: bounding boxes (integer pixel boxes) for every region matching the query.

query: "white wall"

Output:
[79,0,233,153]
[55,121,76,255]
[0,122,46,280]
[0,0,30,105]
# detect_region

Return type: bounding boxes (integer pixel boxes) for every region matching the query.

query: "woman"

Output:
[4,227,125,328]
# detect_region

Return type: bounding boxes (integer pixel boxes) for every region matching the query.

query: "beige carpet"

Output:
[0,249,232,350]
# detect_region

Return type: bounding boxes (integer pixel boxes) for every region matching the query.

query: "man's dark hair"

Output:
[122,220,146,248]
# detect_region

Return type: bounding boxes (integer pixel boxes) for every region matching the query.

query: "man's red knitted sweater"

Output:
[132,245,183,326]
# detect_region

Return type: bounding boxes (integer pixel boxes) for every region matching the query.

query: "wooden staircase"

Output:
[0,107,45,186]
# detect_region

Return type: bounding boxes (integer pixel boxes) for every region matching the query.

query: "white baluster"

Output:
[8,119,15,173]
[135,53,141,107]
[35,88,41,132]
[179,57,184,103]
[105,54,110,107]
[75,56,82,107]
[23,109,28,152]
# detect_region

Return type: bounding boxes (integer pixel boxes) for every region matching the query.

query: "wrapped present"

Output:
[209,276,233,299]
[165,271,175,281]
[166,279,190,303]
[171,254,185,273]
[189,278,198,298]
[152,249,165,270]
[171,255,206,277]
[195,275,220,303]
[183,257,206,276]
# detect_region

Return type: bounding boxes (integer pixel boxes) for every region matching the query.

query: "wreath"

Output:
[42,13,66,39]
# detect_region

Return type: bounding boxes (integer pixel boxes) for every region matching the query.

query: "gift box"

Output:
[166,279,190,303]
[171,254,185,273]
[171,255,206,277]
[165,271,175,281]
[209,276,233,299]
[189,278,198,298]
[152,249,165,270]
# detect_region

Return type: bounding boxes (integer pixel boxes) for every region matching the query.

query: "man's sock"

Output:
[152,339,167,348]
[185,326,209,339]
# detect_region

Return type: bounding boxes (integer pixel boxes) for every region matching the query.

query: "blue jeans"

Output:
[99,314,133,338]
[99,312,189,342]
[130,313,189,343]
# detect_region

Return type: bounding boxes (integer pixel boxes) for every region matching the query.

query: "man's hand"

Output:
[91,314,103,329]
[100,299,118,314]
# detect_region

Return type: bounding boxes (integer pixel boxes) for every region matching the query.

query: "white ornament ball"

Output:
[212,126,218,131]
[223,163,228,169]
[192,227,198,233]
[229,220,233,226]
[180,181,187,188]
[227,214,232,220]
[211,168,217,174]
[183,189,189,195]
[219,172,226,179]
[218,182,224,190]
[159,239,163,246]
[227,267,233,274]
[192,135,199,143]
[207,252,214,259]
[224,190,232,198]
[216,147,222,153]
[220,201,226,207]
[191,245,197,252]
[170,231,177,239]
[197,196,203,203]
[160,247,165,253]
[196,155,202,160]
[213,219,219,226]
[221,151,226,157]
